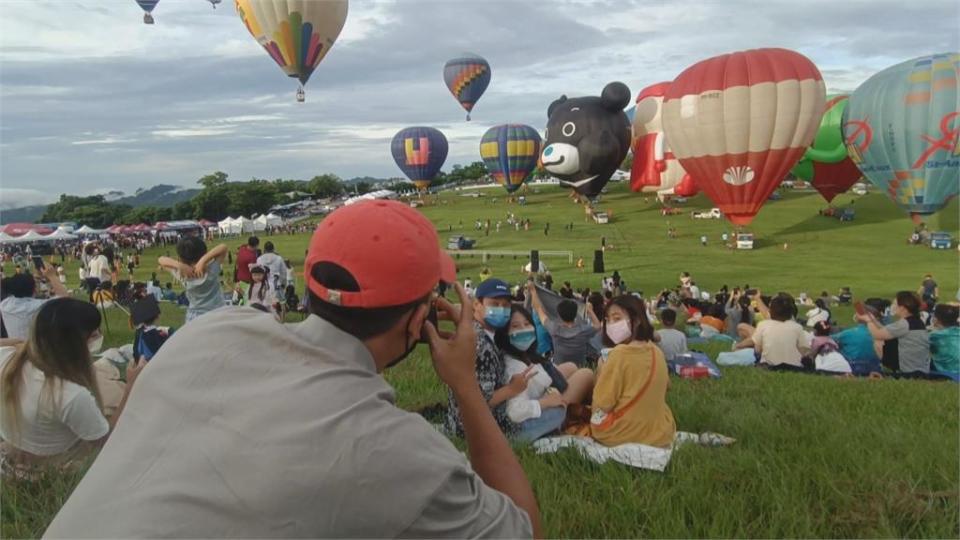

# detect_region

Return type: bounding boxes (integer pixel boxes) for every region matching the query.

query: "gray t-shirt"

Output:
[44,309,532,538]
[179,259,225,317]
[545,318,597,366]
[883,316,930,373]
[655,328,688,361]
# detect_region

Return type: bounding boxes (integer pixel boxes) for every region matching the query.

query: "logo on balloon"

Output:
[722,166,755,186]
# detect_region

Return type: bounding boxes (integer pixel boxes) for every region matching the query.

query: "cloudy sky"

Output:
[1,0,957,209]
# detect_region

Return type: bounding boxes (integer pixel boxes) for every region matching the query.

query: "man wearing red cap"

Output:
[46,201,540,539]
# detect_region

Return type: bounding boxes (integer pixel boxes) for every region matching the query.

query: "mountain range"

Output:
[0,184,200,224]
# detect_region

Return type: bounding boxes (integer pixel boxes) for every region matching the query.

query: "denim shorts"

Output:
[515,406,566,443]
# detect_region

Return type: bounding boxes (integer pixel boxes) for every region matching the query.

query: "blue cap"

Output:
[475,278,511,299]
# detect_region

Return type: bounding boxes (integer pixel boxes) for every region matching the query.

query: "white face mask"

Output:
[605,319,633,345]
[88,333,104,354]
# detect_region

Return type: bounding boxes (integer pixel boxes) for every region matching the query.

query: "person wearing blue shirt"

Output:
[929,304,959,378]
[531,309,553,357]
[834,302,884,375]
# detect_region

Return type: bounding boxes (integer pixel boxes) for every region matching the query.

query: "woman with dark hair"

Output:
[734,295,809,369]
[804,298,831,328]
[0,298,144,476]
[857,291,930,375]
[725,291,755,340]
[589,295,675,448]
[494,306,594,442]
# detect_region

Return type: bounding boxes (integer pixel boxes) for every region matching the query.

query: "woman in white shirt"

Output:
[0,298,144,477]
[804,298,831,328]
[494,306,594,442]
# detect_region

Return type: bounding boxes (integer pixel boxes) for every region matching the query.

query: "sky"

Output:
[1,0,958,209]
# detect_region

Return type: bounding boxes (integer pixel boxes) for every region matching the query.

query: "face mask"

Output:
[509,329,536,351]
[484,306,510,329]
[385,311,418,370]
[605,319,633,345]
[88,333,104,354]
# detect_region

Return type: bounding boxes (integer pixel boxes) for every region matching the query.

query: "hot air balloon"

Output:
[629,81,699,201]
[480,124,542,193]
[235,0,348,102]
[790,95,863,202]
[135,0,159,24]
[391,127,449,190]
[443,54,491,121]
[662,48,826,225]
[843,53,959,224]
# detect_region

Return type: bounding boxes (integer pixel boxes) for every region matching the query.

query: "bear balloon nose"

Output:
[540,143,580,175]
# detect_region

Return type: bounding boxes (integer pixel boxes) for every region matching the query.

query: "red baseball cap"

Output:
[305,200,456,308]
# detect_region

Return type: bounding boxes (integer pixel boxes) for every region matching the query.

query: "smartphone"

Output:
[418,302,439,344]
[854,301,866,316]
[32,256,45,272]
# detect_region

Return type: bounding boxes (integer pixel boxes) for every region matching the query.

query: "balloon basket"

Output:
[296,87,305,103]
[143,13,154,24]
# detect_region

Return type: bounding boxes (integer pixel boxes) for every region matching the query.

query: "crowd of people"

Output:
[0,198,955,537]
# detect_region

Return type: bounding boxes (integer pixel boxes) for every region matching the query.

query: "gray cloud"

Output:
[1,0,957,203]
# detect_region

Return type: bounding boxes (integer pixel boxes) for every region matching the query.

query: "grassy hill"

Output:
[2,182,958,538]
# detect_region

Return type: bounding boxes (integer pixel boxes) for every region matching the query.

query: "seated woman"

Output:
[929,303,959,377]
[495,306,595,442]
[856,291,929,376]
[699,303,726,338]
[804,299,831,328]
[590,296,676,448]
[0,298,144,478]
[734,295,810,370]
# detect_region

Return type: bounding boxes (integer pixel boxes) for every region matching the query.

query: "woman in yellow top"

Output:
[591,295,676,448]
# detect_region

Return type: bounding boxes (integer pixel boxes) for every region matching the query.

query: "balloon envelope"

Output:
[235,0,348,86]
[662,48,826,225]
[443,53,491,120]
[391,127,449,190]
[480,124,542,193]
[135,0,158,13]
[843,53,959,220]
[791,95,862,202]
[629,81,697,198]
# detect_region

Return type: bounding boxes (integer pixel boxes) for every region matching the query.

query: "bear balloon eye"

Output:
[562,122,576,137]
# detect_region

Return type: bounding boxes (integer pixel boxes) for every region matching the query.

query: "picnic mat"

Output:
[533,431,736,472]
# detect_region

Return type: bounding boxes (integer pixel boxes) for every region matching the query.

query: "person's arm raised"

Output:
[194,244,228,276]
[527,281,550,324]
[424,284,542,538]
[158,256,195,279]
[43,265,70,298]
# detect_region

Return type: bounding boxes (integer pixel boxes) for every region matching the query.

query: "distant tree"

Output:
[354,181,373,195]
[172,201,195,220]
[197,171,229,189]
[308,174,345,198]
[227,181,278,217]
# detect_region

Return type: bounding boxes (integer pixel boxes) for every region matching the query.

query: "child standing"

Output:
[158,237,227,323]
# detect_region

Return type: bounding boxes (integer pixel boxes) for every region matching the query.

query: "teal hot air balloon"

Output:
[843,53,959,224]
[480,124,542,193]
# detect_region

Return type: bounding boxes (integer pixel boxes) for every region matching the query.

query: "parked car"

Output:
[736,232,754,250]
[852,182,868,195]
[838,208,855,222]
[446,235,476,250]
[593,211,610,224]
[930,231,953,249]
[691,208,722,219]
[661,207,682,216]
[408,200,423,208]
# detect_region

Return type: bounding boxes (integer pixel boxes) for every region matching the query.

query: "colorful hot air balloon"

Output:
[790,95,862,202]
[135,0,159,24]
[443,54,491,121]
[235,0,348,102]
[843,53,959,224]
[391,127,449,190]
[480,125,542,193]
[629,81,699,200]
[662,48,826,225]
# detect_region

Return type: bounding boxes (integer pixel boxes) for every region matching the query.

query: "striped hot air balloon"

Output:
[480,125,542,193]
[135,0,159,24]
[443,54,491,121]
[662,48,826,225]
[391,127,449,190]
[843,53,959,224]
[791,95,863,202]
[236,0,348,101]
[629,81,698,199]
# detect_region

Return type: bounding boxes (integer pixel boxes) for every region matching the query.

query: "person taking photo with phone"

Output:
[0,266,70,341]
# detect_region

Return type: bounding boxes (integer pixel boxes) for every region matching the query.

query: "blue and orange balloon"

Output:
[391,127,449,190]
[843,53,959,224]
[443,54,491,121]
[480,125,542,193]
[135,0,159,24]
[236,0,348,101]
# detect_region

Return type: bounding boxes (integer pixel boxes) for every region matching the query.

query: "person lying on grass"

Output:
[0,298,144,478]
[590,295,676,448]
[158,237,227,323]
[494,305,595,442]
[734,294,810,371]
[45,200,539,539]
[856,291,929,376]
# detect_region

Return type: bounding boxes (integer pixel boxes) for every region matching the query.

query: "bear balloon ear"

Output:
[600,82,631,112]
[548,95,568,118]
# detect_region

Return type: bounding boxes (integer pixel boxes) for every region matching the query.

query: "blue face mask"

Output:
[484,306,511,329]
[509,329,536,351]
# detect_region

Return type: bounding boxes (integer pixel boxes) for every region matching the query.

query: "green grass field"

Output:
[2,183,958,538]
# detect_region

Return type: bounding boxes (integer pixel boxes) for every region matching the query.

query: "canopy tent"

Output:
[0,232,16,244]
[45,229,78,241]
[344,190,398,206]
[254,213,283,229]
[234,216,256,233]
[218,217,241,235]
[0,223,53,236]
[74,225,101,234]
[198,219,217,229]
[11,230,52,243]
[132,223,152,232]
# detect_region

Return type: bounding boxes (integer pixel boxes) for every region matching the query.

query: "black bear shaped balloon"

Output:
[541,82,632,199]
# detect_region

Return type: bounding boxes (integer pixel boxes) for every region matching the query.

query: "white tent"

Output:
[0,232,16,244]
[344,189,398,206]
[75,225,101,234]
[45,229,78,241]
[11,230,50,243]
[253,213,283,231]
[235,216,256,233]
[218,217,241,235]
